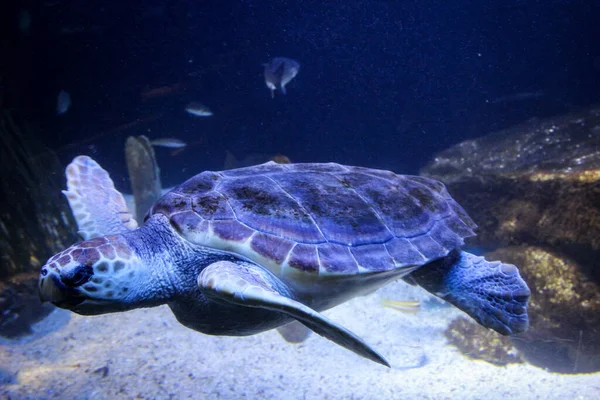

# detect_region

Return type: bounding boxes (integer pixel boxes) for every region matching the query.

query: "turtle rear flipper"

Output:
[276,320,311,343]
[198,261,390,367]
[409,251,530,335]
[63,156,138,240]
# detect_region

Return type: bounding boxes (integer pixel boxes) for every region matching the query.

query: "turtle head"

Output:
[39,234,159,315]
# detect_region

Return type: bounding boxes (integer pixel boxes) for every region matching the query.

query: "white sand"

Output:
[1,281,598,399]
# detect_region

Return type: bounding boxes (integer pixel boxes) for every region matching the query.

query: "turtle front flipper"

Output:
[63,156,138,240]
[198,261,390,367]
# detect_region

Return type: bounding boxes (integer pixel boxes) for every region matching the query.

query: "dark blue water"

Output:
[3,0,599,189]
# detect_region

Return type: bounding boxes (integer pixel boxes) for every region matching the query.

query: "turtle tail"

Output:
[409,250,530,335]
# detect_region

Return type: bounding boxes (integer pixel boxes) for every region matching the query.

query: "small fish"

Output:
[224,151,291,170]
[185,102,213,117]
[59,25,105,36]
[381,299,421,314]
[271,154,292,164]
[263,57,300,98]
[487,91,545,105]
[56,90,71,115]
[140,83,182,102]
[150,138,187,149]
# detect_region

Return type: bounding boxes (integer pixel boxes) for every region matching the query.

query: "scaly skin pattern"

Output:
[45,235,134,273]
[39,214,295,334]
[40,234,141,311]
[39,215,183,314]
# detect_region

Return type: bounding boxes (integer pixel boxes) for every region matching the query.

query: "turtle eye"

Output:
[62,265,93,287]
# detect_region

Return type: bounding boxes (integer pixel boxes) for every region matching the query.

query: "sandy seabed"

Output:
[1,281,598,400]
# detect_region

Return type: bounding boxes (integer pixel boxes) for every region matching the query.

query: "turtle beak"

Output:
[39,268,85,309]
[39,271,60,303]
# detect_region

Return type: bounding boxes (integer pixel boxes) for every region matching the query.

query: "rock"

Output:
[444,317,524,366]
[421,106,600,181]
[0,272,55,338]
[0,111,78,279]
[421,106,600,282]
[486,246,600,374]
[125,135,162,223]
[421,106,600,373]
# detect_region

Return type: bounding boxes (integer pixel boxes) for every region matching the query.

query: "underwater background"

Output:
[4,1,599,182]
[1,0,600,399]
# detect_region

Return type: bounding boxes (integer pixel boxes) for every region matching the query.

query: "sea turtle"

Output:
[39,156,530,367]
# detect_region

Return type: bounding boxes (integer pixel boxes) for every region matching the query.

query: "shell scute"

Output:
[285,163,347,173]
[317,243,358,274]
[287,244,320,273]
[169,210,204,235]
[221,161,288,177]
[219,175,323,243]
[191,191,233,220]
[350,244,395,271]
[346,166,397,181]
[272,172,391,245]
[250,233,295,265]
[212,220,254,242]
[176,171,220,195]
[409,235,447,260]
[151,192,190,217]
[385,238,427,267]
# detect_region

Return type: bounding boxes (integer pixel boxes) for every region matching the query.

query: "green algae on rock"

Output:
[445,317,524,366]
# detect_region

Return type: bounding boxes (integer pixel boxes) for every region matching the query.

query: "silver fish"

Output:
[56,90,71,115]
[263,57,300,98]
[150,138,187,149]
[185,102,213,117]
[487,91,545,104]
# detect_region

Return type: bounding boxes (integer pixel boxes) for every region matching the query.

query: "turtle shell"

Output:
[149,162,476,278]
